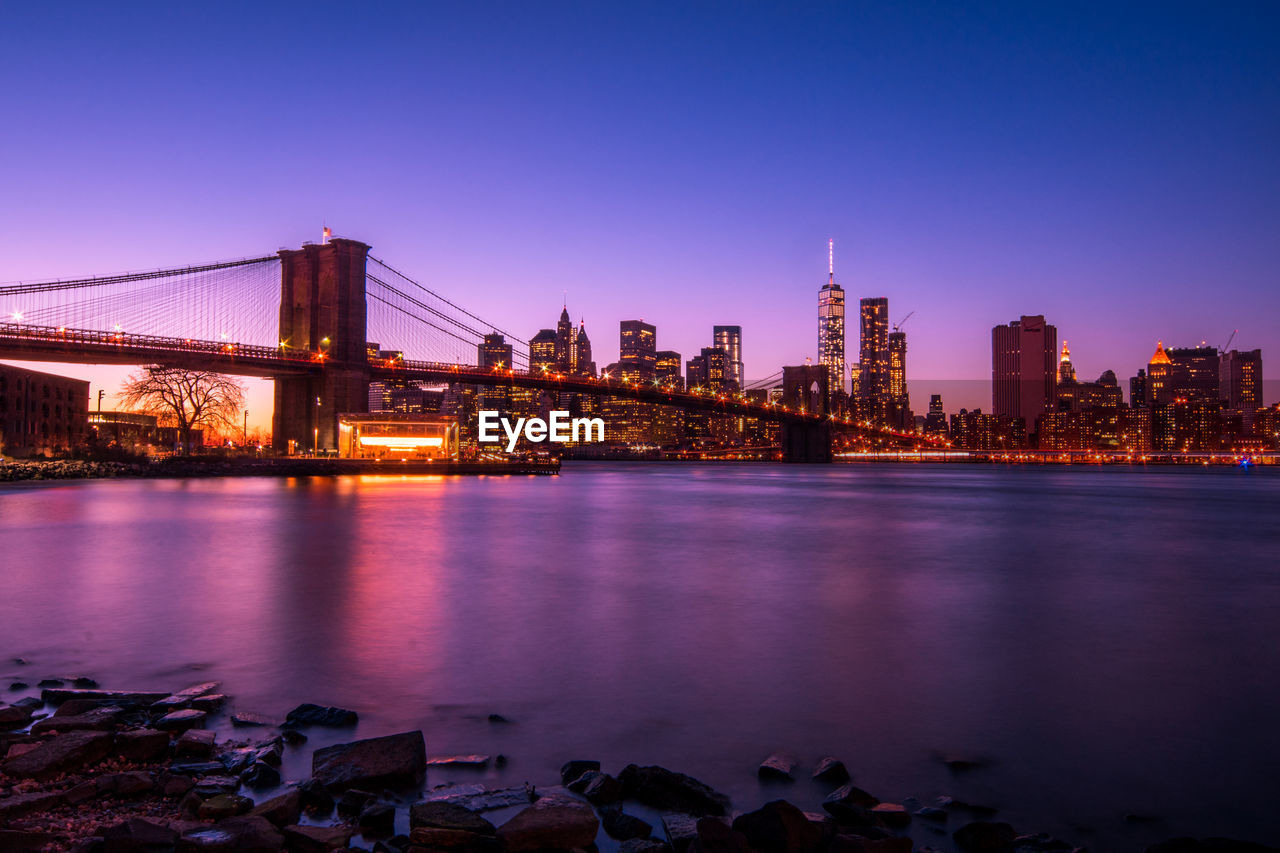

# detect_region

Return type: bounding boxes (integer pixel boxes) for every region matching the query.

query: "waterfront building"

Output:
[948,408,1026,451]
[476,332,513,414]
[713,325,743,390]
[992,315,1058,429]
[336,413,459,461]
[0,363,89,457]
[818,241,846,396]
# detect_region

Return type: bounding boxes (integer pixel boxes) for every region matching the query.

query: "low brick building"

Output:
[0,363,89,457]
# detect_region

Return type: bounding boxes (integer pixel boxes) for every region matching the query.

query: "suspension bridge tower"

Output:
[272,238,372,454]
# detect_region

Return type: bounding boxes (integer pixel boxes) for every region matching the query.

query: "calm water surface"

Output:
[2,463,1279,850]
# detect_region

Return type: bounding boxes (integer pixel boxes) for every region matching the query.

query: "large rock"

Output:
[282,823,352,852]
[1,730,114,780]
[156,709,207,732]
[177,816,283,853]
[117,728,171,762]
[732,800,823,853]
[694,817,752,853]
[0,790,64,819]
[619,764,731,816]
[0,830,54,852]
[560,759,601,785]
[953,821,1017,852]
[423,783,531,811]
[758,753,798,781]
[284,703,358,728]
[152,682,222,710]
[0,704,34,731]
[569,769,623,805]
[249,789,303,827]
[31,705,123,734]
[601,805,653,840]
[822,785,881,825]
[101,817,179,852]
[409,826,502,851]
[663,813,700,853]
[411,800,498,834]
[198,793,255,820]
[311,729,426,790]
[813,757,851,785]
[40,688,169,707]
[497,794,600,852]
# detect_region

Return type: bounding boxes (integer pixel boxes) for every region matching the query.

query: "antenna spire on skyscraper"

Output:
[828,238,834,283]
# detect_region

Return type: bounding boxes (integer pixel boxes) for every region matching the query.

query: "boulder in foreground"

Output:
[619,763,731,816]
[1,730,114,780]
[497,793,600,851]
[311,729,426,790]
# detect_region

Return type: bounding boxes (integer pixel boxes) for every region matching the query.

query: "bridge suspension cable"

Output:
[1,256,282,347]
[365,256,529,369]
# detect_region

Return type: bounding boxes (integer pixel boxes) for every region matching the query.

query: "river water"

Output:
[2,463,1278,850]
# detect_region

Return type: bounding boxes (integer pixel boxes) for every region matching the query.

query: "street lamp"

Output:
[314,396,321,454]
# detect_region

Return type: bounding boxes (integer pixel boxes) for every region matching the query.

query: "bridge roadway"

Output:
[0,322,933,443]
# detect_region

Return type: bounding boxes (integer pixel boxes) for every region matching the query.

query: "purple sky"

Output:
[2,2,1278,427]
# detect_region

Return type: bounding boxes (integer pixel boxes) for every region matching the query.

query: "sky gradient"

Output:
[2,1,1278,426]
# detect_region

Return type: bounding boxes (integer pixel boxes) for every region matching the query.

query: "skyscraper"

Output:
[619,320,657,378]
[655,350,683,388]
[1220,348,1263,426]
[887,328,909,429]
[554,305,576,372]
[817,240,845,395]
[529,329,557,372]
[713,325,743,390]
[575,320,595,376]
[992,315,1057,427]
[859,297,890,402]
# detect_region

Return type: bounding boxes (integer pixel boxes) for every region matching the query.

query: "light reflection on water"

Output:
[2,463,1279,849]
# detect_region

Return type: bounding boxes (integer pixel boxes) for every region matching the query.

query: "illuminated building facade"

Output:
[1166,346,1221,401]
[655,350,683,388]
[817,241,846,397]
[554,306,577,372]
[713,325,743,390]
[859,297,890,404]
[887,328,910,429]
[948,409,1026,451]
[924,394,948,439]
[620,320,657,378]
[1220,348,1262,427]
[1130,369,1148,408]
[337,413,459,461]
[687,347,729,392]
[530,329,557,371]
[1146,341,1173,404]
[992,315,1057,429]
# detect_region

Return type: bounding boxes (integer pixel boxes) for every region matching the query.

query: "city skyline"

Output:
[2,2,1277,426]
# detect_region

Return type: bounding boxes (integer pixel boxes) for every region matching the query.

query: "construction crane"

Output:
[1221,329,1238,353]
[893,311,915,333]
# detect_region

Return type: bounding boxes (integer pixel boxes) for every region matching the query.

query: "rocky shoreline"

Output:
[0,457,558,483]
[0,677,1272,853]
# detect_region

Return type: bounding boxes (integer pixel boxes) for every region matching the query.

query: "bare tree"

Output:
[120,367,246,452]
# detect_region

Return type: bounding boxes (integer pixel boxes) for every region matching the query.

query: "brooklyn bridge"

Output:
[0,237,937,462]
